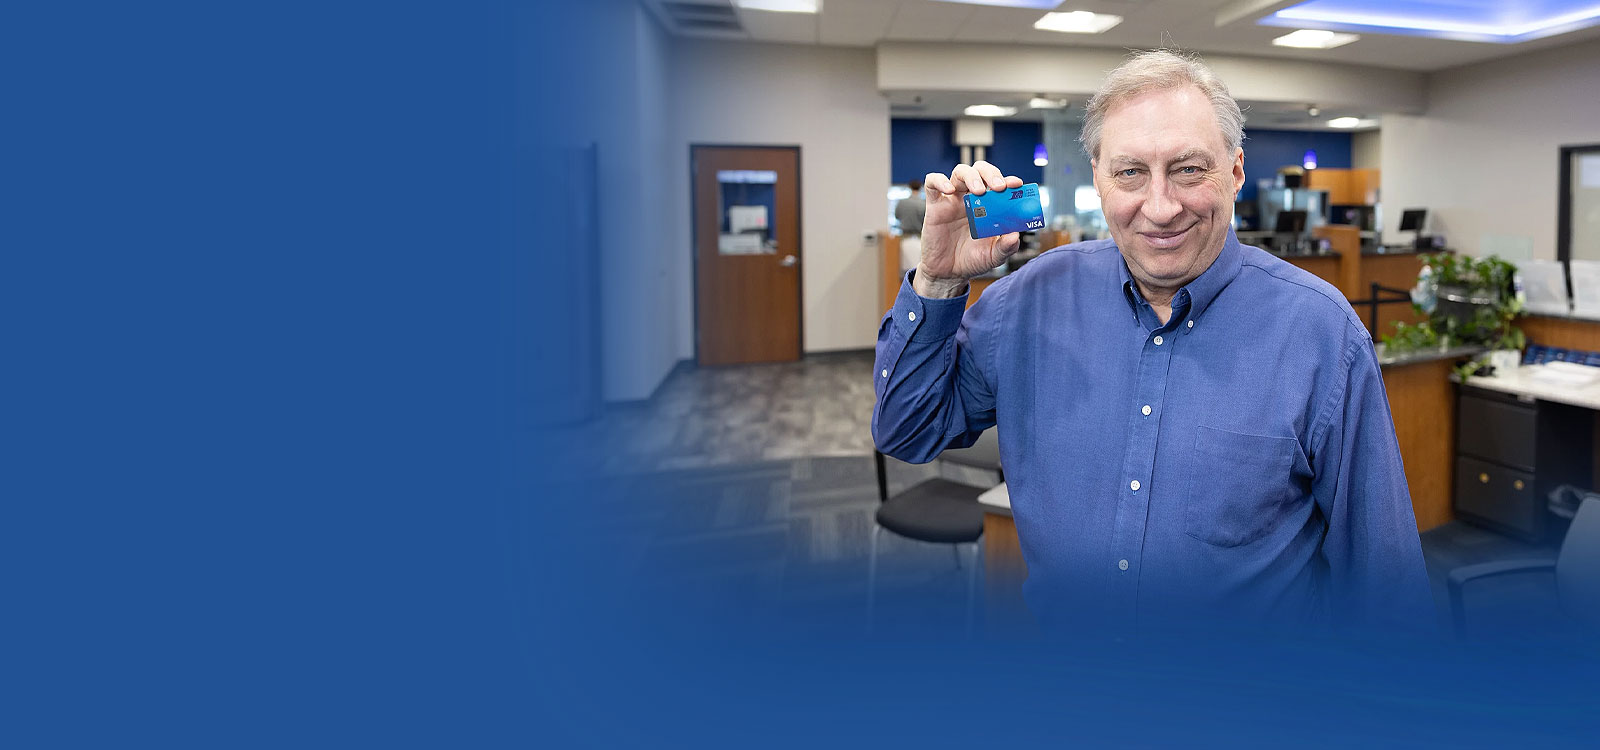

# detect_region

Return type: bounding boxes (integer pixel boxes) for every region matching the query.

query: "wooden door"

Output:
[692,146,801,366]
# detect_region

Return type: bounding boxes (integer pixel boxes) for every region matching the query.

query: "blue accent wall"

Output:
[891,118,1044,186]
[1239,129,1352,201]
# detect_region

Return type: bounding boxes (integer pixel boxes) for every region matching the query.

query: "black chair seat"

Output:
[874,478,986,544]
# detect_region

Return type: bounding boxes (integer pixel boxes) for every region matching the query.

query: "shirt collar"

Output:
[1118,229,1244,328]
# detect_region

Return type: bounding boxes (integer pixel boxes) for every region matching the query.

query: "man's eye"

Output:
[1177,166,1202,175]
[1118,169,1139,177]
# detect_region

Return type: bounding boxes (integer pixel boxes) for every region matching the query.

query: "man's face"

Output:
[1092,86,1245,297]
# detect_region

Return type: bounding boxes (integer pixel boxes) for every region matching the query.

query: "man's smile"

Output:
[1137,226,1193,249]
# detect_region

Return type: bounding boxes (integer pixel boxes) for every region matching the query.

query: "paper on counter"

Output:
[1521,260,1570,316]
[1529,361,1600,387]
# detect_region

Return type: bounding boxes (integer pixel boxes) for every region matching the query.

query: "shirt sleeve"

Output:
[870,270,1003,464]
[1310,328,1437,634]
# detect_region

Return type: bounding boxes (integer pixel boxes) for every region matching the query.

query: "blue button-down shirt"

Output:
[873,231,1433,633]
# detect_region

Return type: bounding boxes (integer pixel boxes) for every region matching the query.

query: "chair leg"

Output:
[965,541,982,634]
[867,523,883,633]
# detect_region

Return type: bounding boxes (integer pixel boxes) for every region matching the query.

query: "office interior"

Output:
[547,0,1600,641]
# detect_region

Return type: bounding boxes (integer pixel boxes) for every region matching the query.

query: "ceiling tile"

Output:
[739,8,820,43]
[951,6,1043,43]
[819,0,900,46]
[885,0,978,41]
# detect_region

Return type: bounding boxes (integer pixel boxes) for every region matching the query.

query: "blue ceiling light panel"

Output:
[929,0,1062,8]
[1261,0,1600,43]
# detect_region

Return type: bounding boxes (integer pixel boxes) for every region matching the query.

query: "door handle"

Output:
[780,255,797,267]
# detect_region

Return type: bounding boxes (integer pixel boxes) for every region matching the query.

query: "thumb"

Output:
[992,232,1021,263]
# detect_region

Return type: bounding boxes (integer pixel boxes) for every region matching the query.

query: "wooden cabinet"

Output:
[1305,168,1379,205]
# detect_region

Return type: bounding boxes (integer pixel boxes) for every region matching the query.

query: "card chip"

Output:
[972,206,987,218]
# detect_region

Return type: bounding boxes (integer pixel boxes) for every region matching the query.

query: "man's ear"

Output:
[1090,158,1102,195]
[1231,149,1245,197]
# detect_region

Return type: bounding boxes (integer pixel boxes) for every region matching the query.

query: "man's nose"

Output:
[1140,178,1183,226]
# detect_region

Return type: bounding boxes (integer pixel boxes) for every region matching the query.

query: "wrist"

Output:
[912,268,968,299]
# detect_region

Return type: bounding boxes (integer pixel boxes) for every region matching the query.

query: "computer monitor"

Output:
[1274,209,1307,234]
[1399,209,1426,232]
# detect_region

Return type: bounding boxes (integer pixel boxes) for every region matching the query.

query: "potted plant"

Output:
[1380,253,1525,378]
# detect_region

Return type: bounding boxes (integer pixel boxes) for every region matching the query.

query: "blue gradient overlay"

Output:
[6,1,1598,746]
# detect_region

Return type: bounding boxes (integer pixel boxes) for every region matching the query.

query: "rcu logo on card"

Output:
[963,183,1044,239]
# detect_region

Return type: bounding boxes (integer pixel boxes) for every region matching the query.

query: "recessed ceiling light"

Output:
[965,104,1018,117]
[735,0,820,13]
[1034,11,1123,34]
[1029,97,1068,109]
[1326,117,1361,128]
[1272,29,1360,49]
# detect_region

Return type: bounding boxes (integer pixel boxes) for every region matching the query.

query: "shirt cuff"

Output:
[892,269,969,342]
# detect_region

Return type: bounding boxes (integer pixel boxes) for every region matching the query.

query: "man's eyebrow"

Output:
[1105,156,1146,169]
[1171,149,1214,166]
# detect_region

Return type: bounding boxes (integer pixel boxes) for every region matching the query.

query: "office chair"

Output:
[869,430,1003,632]
[1447,493,1600,638]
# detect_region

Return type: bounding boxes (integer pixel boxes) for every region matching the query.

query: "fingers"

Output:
[943,163,1020,197]
[973,161,1008,192]
[950,163,986,195]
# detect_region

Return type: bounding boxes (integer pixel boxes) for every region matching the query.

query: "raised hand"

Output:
[914,160,1026,298]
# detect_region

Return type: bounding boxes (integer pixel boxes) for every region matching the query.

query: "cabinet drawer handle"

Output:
[1514,479,1525,491]
[1479,473,1490,484]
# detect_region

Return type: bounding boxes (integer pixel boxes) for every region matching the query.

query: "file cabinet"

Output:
[1453,385,1593,542]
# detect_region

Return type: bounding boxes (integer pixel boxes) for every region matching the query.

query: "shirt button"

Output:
[1130,480,1141,491]
[1141,405,1151,416]
[1118,559,1129,571]
[908,311,916,321]
[1153,335,1164,346]
[1187,320,1195,329]
[881,369,888,378]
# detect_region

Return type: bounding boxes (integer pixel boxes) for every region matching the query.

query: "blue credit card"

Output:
[963,183,1044,239]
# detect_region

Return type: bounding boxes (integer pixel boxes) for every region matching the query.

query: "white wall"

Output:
[1382,40,1600,258]
[1352,130,1380,171]
[668,40,891,356]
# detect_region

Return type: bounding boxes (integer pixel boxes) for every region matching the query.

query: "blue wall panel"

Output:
[1239,129,1353,201]
[891,118,1043,186]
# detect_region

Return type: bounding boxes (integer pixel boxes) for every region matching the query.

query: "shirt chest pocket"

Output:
[1183,425,1303,548]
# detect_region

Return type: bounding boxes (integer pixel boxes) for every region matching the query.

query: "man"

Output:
[872,50,1432,633]
[894,178,927,237]
[895,178,928,271]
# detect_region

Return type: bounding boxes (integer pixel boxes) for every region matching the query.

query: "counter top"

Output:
[1377,345,1483,368]
[1464,364,1600,411]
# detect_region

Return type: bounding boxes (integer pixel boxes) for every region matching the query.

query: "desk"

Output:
[1455,366,1600,541]
[976,484,1030,628]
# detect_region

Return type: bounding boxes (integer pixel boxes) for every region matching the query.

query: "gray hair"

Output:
[1079,49,1245,161]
